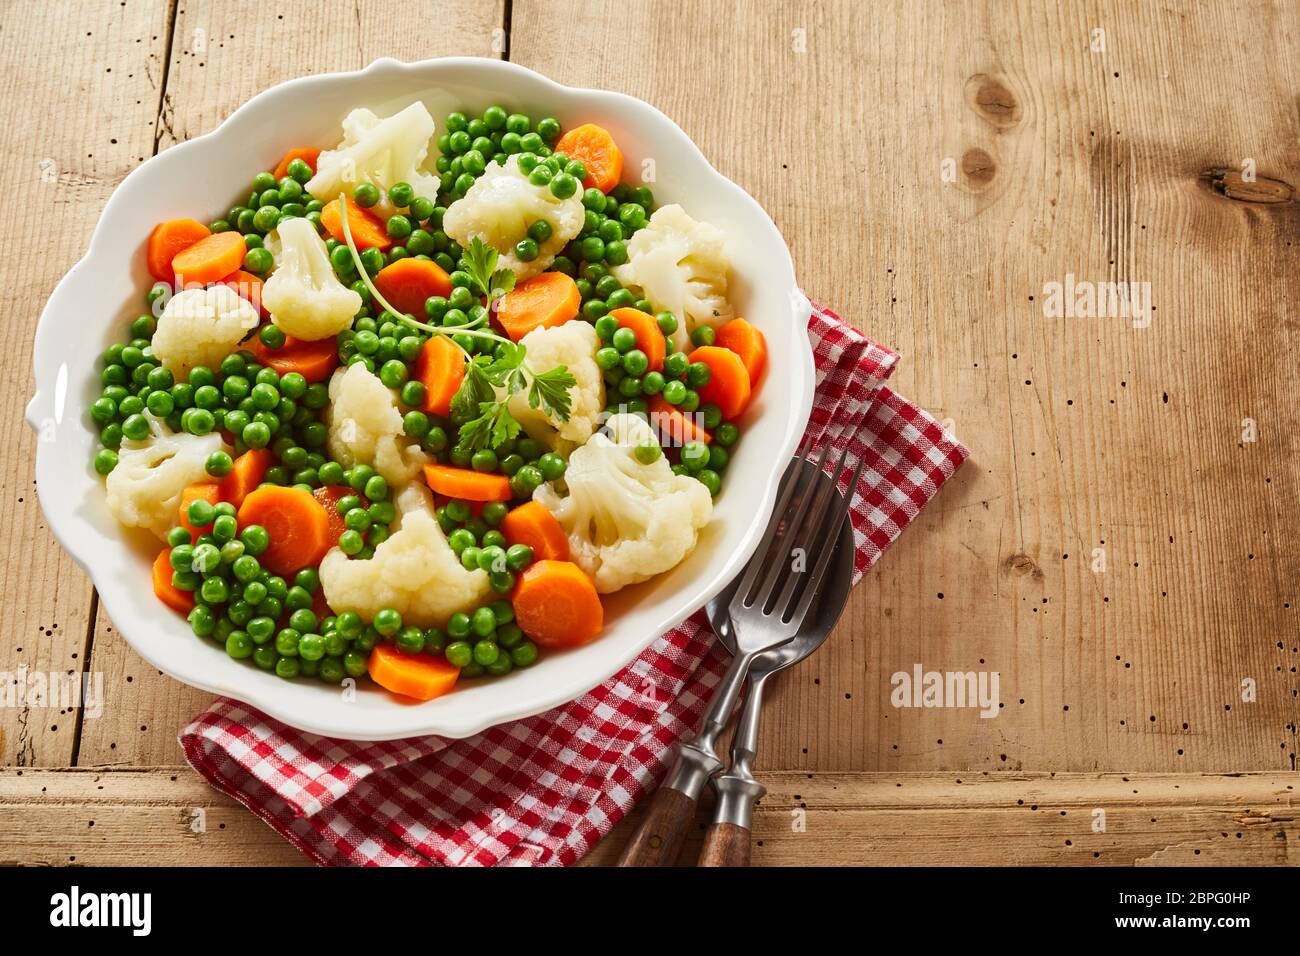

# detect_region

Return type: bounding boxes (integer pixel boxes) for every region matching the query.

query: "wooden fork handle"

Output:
[698,822,751,867]
[617,786,698,866]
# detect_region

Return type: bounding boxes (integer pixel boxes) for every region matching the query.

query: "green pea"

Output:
[664,352,689,379]
[511,640,539,667]
[373,359,404,390]
[445,640,473,668]
[514,237,539,262]
[244,246,274,274]
[505,543,533,572]
[536,117,561,144]
[352,182,380,208]
[679,389,700,413]
[633,440,663,465]
[92,448,118,475]
[189,605,217,637]
[660,379,688,406]
[481,501,509,527]
[447,612,471,639]
[681,440,710,471]
[621,349,649,377]
[695,468,722,496]
[471,606,497,637]
[714,422,739,446]
[641,371,665,395]
[385,180,413,207]
[90,396,117,425]
[606,289,635,312]
[212,514,238,542]
[373,608,402,637]
[537,452,566,481]
[685,362,712,389]
[548,173,578,200]
[691,325,716,347]
[700,403,723,430]
[611,326,637,352]
[386,214,412,240]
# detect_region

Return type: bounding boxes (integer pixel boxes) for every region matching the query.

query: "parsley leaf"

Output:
[449,358,496,423]
[529,366,576,421]
[463,236,517,302]
[455,399,521,456]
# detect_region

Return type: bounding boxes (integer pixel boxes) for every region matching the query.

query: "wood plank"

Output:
[0,0,174,767]
[509,0,1300,774]
[0,766,307,866]
[77,0,508,766]
[1,767,1292,866]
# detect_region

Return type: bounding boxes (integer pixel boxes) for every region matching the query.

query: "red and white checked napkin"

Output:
[180,301,968,866]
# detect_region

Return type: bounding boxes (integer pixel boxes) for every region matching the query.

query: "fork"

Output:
[699,450,865,866]
[617,441,855,866]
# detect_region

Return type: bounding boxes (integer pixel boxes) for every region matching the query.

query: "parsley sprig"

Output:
[462,236,517,302]
[451,341,577,456]
[337,197,576,458]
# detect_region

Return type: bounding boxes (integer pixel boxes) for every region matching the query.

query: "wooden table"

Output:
[1,0,1295,866]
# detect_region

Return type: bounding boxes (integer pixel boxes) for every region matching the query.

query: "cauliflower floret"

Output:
[151,285,259,380]
[262,216,362,341]
[105,415,227,540]
[325,363,428,488]
[612,204,733,352]
[442,156,584,280]
[305,102,441,216]
[533,413,712,593]
[503,321,604,454]
[320,484,491,627]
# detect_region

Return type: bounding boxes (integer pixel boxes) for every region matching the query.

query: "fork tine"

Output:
[731,443,819,611]
[785,449,867,629]
[740,441,831,611]
[769,441,852,617]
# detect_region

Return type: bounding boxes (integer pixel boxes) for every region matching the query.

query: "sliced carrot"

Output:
[272,146,321,181]
[374,257,453,317]
[236,486,332,577]
[609,307,665,372]
[320,198,391,250]
[153,548,195,615]
[496,272,581,341]
[423,464,513,502]
[512,560,603,648]
[555,123,624,194]
[499,501,570,561]
[146,219,211,283]
[252,331,339,383]
[220,269,268,317]
[413,334,465,417]
[171,232,247,286]
[312,484,356,547]
[178,483,222,542]
[687,346,752,421]
[715,318,767,386]
[219,448,272,508]
[368,643,460,701]
[648,394,711,446]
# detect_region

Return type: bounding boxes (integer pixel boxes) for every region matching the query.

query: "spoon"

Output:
[698,456,857,865]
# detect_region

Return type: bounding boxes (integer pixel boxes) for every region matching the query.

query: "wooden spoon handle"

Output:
[616,786,698,867]
[698,821,751,867]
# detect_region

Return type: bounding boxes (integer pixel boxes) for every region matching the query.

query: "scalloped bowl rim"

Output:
[27,57,813,740]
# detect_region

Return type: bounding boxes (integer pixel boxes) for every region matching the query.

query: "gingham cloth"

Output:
[180,301,969,866]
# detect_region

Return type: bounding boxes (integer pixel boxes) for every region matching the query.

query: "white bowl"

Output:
[27,57,813,740]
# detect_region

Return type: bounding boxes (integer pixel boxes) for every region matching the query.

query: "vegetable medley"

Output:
[88,99,767,701]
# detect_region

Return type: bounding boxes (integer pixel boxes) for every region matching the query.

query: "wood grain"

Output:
[1,767,1292,866]
[0,0,176,767]
[3,0,1297,865]
[615,785,698,866]
[510,0,1300,773]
